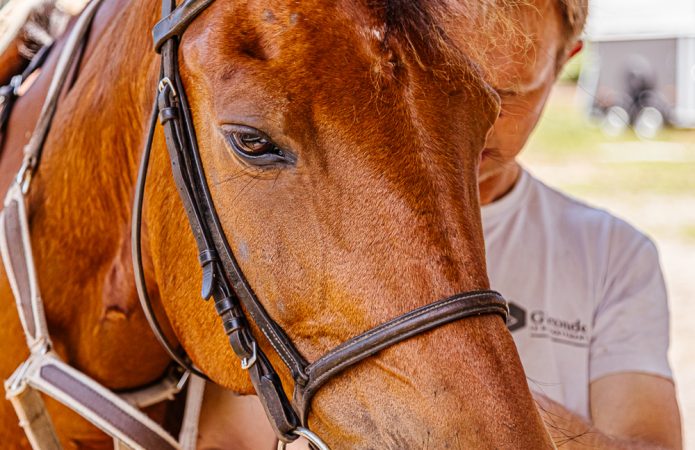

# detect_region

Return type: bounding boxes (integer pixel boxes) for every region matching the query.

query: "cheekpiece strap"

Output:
[154,20,302,442]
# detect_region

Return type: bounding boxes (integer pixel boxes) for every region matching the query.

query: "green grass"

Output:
[527,109,606,158]
[526,84,695,158]
[521,91,695,248]
[558,51,584,83]
[524,86,616,159]
[559,162,695,196]
[523,84,695,197]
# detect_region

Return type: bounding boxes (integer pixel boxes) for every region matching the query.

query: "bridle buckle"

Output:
[240,341,257,370]
[158,77,177,98]
[16,155,36,194]
[10,75,23,96]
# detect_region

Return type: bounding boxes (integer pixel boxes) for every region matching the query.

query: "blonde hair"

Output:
[557,0,588,44]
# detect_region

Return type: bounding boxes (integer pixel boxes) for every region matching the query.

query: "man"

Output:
[475,0,682,448]
[198,0,683,448]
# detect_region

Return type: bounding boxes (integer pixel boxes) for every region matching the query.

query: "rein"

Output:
[0,0,510,448]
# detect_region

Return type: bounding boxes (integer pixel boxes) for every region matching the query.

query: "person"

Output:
[197,0,683,448]
[470,0,682,448]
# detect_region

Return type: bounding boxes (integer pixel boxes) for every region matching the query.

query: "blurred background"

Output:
[525,0,695,446]
[1,0,694,446]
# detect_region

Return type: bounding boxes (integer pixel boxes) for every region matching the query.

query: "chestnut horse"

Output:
[0,0,553,448]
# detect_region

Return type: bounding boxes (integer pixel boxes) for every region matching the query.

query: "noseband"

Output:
[134,0,509,445]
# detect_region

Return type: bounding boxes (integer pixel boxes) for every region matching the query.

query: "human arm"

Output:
[197,384,277,450]
[536,372,681,449]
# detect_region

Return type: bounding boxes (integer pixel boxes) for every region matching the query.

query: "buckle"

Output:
[10,75,23,96]
[29,337,51,356]
[175,369,191,391]
[158,77,177,98]
[240,341,257,370]
[5,360,31,398]
[16,155,36,194]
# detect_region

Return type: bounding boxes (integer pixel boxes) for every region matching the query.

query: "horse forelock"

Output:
[359,0,534,78]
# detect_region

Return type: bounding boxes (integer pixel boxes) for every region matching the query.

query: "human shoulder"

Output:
[525,171,653,250]
[522,170,662,310]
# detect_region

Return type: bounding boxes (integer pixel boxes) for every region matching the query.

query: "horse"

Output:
[0,0,555,448]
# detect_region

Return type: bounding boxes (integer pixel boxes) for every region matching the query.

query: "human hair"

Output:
[557,0,589,45]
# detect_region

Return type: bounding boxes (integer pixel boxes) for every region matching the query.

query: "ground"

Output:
[522,83,695,448]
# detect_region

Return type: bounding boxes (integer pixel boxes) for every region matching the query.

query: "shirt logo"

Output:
[507,302,589,347]
[507,302,527,332]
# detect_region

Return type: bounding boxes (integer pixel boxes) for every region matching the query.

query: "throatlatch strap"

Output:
[154,40,301,440]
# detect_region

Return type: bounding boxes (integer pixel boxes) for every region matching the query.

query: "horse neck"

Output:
[23,0,171,387]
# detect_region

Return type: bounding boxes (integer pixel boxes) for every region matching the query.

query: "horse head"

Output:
[0,0,555,447]
[141,0,552,447]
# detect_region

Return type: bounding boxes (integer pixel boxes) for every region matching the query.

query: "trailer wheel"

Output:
[634,106,664,139]
[601,106,630,136]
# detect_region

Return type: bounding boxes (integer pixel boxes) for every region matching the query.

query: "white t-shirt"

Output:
[482,168,672,419]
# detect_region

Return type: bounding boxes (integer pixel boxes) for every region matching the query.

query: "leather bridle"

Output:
[132,0,510,446]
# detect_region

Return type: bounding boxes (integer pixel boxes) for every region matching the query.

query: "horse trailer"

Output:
[579,0,695,136]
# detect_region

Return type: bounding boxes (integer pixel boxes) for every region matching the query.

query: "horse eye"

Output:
[232,133,278,155]
[223,127,296,167]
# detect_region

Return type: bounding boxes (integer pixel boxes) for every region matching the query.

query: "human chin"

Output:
[478,160,501,183]
[478,149,502,181]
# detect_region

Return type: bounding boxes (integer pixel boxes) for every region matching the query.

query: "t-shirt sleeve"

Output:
[589,220,672,382]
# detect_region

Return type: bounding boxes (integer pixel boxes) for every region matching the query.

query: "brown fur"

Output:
[0,0,556,448]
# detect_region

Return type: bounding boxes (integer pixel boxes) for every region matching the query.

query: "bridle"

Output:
[134,0,509,447]
[0,0,510,447]
[0,0,508,447]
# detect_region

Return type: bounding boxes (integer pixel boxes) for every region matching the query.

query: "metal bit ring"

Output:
[277,427,330,450]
